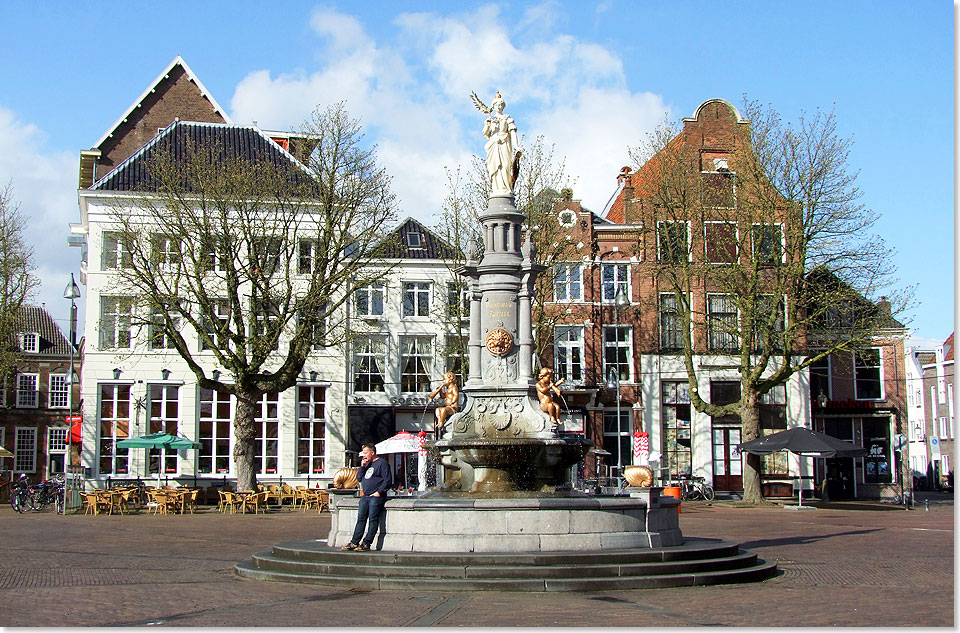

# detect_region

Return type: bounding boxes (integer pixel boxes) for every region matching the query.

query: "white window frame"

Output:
[353,335,387,393]
[296,384,327,475]
[657,220,691,263]
[809,354,832,401]
[554,325,585,386]
[14,427,36,473]
[151,234,182,270]
[948,383,954,419]
[402,281,431,318]
[47,427,67,454]
[406,231,423,248]
[99,296,134,349]
[751,222,786,265]
[198,387,233,475]
[658,293,685,351]
[150,301,179,350]
[201,300,230,351]
[49,374,69,409]
[399,335,434,394]
[355,282,386,318]
[553,263,583,302]
[147,384,181,477]
[20,332,39,353]
[254,391,280,475]
[602,408,632,478]
[602,325,634,384]
[853,348,884,401]
[102,231,132,270]
[706,293,740,352]
[600,263,630,304]
[703,220,739,264]
[97,383,131,476]
[298,239,319,274]
[16,373,38,408]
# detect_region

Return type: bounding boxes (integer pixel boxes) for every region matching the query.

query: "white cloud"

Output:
[228,4,668,221]
[0,106,82,329]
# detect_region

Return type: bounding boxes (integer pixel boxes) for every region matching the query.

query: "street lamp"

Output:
[606,286,630,481]
[63,273,80,515]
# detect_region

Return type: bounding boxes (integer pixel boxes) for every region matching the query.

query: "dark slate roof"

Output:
[91,120,311,192]
[379,217,462,260]
[13,305,73,357]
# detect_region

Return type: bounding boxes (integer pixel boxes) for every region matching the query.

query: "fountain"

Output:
[235,92,777,588]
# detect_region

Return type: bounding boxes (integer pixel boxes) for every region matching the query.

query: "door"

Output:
[712,425,743,491]
[825,457,855,499]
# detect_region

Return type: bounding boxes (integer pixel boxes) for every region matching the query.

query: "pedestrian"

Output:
[341,443,392,551]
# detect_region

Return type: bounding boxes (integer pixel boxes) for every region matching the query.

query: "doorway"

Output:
[712,425,743,491]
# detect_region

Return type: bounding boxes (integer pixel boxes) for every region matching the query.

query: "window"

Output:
[354,336,386,392]
[298,239,319,274]
[862,417,892,484]
[202,300,230,351]
[20,332,38,353]
[753,294,785,352]
[659,294,683,351]
[948,384,954,419]
[707,294,739,352]
[661,382,692,479]
[254,392,280,475]
[553,264,582,302]
[554,326,584,385]
[402,282,430,317]
[406,232,422,248]
[601,263,629,302]
[854,349,883,400]
[253,296,280,351]
[100,296,134,349]
[102,232,132,269]
[198,388,231,474]
[701,170,736,208]
[809,354,831,401]
[304,302,328,350]
[446,282,469,318]
[603,409,631,478]
[151,234,182,269]
[150,301,179,349]
[251,237,282,277]
[400,336,433,393]
[49,374,68,409]
[16,374,38,408]
[98,384,130,475]
[752,223,784,266]
[14,427,36,473]
[938,417,949,439]
[930,385,938,408]
[48,427,67,452]
[356,282,385,317]
[704,221,738,263]
[200,238,225,272]
[658,221,689,264]
[148,384,180,476]
[444,335,468,385]
[297,385,326,475]
[759,385,788,475]
[603,325,633,383]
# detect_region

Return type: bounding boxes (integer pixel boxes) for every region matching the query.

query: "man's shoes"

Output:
[340,542,359,551]
[356,543,371,551]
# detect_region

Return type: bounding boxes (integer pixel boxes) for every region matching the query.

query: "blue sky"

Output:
[0,1,953,347]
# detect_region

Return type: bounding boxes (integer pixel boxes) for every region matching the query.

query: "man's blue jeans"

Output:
[351,494,386,546]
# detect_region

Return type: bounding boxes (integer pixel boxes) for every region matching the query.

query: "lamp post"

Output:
[63,274,81,515]
[605,286,630,481]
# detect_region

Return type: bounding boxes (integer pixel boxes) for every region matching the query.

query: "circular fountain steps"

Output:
[235,538,777,591]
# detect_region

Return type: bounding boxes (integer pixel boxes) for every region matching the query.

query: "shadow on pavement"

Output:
[739,528,881,550]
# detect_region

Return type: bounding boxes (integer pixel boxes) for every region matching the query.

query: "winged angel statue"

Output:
[471,91,522,196]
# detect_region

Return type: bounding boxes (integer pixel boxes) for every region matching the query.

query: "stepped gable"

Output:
[379,217,462,260]
[90,120,312,193]
[11,305,72,356]
[81,56,231,188]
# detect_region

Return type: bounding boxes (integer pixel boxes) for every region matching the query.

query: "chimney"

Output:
[877,296,891,315]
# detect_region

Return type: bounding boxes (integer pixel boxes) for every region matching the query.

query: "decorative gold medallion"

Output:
[485,328,513,356]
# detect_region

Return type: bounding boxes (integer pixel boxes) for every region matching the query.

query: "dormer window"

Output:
[20,333,38,353]
[406,232,422,248]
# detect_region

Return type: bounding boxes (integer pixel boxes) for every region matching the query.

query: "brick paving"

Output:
[0,498,952,627]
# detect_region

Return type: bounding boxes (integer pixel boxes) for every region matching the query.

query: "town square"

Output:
[0,1,953,627]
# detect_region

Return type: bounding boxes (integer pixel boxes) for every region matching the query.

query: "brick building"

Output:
[0,305,81,482]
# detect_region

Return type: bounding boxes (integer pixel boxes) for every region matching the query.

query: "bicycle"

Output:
[9,473,32,513]
[679,475,715,501]
[28,474,65,512]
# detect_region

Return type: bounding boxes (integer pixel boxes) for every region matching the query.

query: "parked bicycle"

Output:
[9,473,32,513]
[678,475,715,501]
[28,474,65,512]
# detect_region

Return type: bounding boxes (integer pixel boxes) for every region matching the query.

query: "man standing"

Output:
[341,443,392,551]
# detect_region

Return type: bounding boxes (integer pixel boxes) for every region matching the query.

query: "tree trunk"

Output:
[233,391,260,492]
[739,392,767,504]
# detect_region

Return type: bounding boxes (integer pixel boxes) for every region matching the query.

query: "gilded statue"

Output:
[428,371,460,433]
[535,367,565,427]
[471,91,521,195]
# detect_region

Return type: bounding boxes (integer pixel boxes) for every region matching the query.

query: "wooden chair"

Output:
[181,489,198,514]
[279,484,296,506]
[264,484,282,506]
[293,486,307,509]
[316,489,329,513]
[219,491,241,514]
[301,489,318,512]
[82,492,108,516]
[240,491,266,514]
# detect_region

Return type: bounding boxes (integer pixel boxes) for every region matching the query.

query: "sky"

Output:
[0,1,954,349]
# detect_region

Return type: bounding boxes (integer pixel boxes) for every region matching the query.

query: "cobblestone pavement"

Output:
[0,499,952,627]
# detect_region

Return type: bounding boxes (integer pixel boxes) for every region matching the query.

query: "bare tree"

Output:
[0,182,39,379]
[105,103,396,491]
[629,100,911,504]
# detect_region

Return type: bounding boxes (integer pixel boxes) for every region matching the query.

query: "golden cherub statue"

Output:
[536,367,565,427]
[428,371,460,433]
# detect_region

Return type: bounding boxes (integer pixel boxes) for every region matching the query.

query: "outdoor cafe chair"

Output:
[220,491,242,514]
[279,484,296,506]
[180,489,198,514]
[82,492,108,516]
[264,484,281,506]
